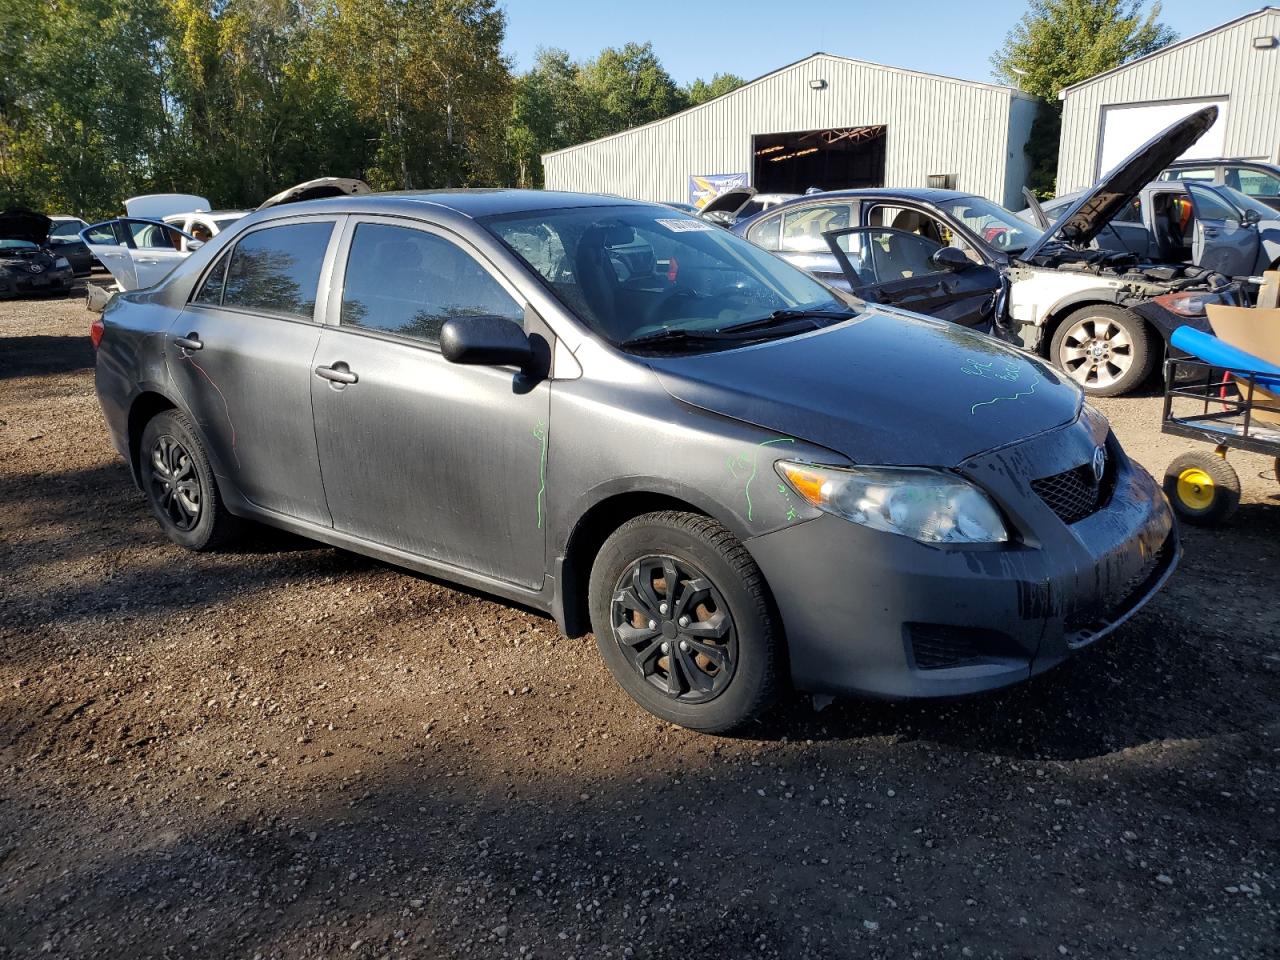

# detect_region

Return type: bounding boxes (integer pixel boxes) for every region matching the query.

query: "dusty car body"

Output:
[737,107,1243,396]
[92,189,1178,732]
[0,209,76,298]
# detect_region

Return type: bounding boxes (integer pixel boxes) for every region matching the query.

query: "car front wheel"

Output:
[588,511,781,733]
[1051,305,1154,397]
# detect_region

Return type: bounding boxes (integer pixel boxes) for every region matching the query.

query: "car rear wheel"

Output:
[588,511,781,733]
[139,410,240,551]
[1051,305,1153,397]
[1163,451,1240,526]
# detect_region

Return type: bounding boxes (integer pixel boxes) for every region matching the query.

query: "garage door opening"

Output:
[752,126,886,194]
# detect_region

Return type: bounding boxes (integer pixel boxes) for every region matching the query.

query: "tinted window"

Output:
[194,251,230,305]
[340,223,522,345]
[49,221,84,239]
[1188,184,1238,222]
[222,222,333,319]
[1231,167,1280,199]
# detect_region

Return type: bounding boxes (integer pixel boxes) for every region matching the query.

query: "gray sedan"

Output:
[93,190,1177,732]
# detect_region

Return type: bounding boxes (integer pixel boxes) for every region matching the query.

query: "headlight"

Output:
[54,257,70,269]
[1152,290,1218,317]
[776,461,1008,544]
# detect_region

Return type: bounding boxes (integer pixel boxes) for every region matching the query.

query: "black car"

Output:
[0,209,76,299]
[47,216,96,276]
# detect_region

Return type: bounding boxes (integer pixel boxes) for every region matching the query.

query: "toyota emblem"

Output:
[29,264,44,274]
[1092,445,1107,483]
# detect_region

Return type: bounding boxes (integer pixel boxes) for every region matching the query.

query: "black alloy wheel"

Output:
[148,434,202,531]
[610,554,738,703]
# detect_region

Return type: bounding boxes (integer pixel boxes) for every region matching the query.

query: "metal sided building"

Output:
[541,53,1040,209]
[1057,7,1280,193]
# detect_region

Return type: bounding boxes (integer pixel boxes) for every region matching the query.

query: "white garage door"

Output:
[1096,97,1228,178]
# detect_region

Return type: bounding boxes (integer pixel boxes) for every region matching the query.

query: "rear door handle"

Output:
[314,363,358,385]
[174,333,202,351]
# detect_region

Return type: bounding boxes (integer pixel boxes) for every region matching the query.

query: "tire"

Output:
[588,511,781,733]
[1163,451,1240,526]
[139,409,240,551]
[1050,304,1154,397]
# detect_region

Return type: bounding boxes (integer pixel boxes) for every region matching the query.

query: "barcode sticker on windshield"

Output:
[656,218,716,233]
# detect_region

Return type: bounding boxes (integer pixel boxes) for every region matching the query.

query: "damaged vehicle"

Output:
[83,178,370,294]
[0,208,76,299]
[736,107,1243,396]
[699,186,800,226]
[93,189,1176,732]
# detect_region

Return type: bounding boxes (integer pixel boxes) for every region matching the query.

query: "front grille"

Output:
[1030,451,1114,525]
[906,624,1021,670]
[1065,536,1173,642]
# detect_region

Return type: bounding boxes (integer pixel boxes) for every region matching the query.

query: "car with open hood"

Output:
[698,186,800,226]
[734,107,1243,396]
[92,188,1177,732]
[0,208,76,299]
[83,178,371,294]
[1025,179,1280,279]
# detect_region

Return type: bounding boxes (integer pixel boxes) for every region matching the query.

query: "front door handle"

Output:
[137,258,160,264]
[174,333,202,351]
[314,363,358,385]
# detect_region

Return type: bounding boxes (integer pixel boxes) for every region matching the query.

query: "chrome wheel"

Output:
[1058,315,1134,391]
[148,434,202,531]
[610,555,737,704]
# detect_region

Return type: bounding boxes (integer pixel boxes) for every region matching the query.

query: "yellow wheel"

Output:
[1163,452,1240,526]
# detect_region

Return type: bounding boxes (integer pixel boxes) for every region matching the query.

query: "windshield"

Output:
[484,205,847,349]
[0,239,38,250]
[49,221,84,238]
[213,216,243,230]
[938,195,1045,254]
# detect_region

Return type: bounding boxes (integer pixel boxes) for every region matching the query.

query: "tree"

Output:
[576,41,683,140]
[992,0,1176,195]
[684,73,744,107]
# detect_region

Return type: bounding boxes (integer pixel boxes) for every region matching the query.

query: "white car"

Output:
[83,178,371,293]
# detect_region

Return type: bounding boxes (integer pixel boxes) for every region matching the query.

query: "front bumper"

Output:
[0,266,73,297]
[746,416,1178,699]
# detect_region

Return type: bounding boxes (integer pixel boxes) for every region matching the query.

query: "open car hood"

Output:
[125,194,210,219]
[0,208,52,244]
[255,177,372,211]
[698,186,756,219]
[1020,105,1218,261]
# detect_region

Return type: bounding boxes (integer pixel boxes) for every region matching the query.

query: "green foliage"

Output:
[991,0,1177,195]
[684,73,745,107]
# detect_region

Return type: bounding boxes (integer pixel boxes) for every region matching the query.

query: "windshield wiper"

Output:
[717,306,856,334]
[618,329,738,350]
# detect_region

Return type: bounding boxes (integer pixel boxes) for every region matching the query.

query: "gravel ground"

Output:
[1,290,1277,960]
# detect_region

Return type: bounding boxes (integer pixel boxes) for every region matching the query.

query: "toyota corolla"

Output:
[93,190,1177,732]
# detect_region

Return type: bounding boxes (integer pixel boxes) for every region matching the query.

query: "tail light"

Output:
[90,315,105,348]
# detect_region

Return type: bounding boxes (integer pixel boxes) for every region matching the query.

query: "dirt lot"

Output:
[1,290,1277,960]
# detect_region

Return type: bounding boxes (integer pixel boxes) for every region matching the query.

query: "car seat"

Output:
[574,225,626,338]
[890,209,943,245]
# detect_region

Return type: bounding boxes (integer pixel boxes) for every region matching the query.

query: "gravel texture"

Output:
[1,289,1277,959]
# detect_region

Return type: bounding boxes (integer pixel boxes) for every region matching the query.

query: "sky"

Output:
[500,0,1267,86]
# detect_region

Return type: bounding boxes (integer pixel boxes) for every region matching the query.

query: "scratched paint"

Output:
[727,437,795,522]
[962,357,1040,416]
[179,354,240,468]
[532,420,548,529]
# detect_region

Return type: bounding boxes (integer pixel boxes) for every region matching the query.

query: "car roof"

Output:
[759,187,979,206]
[1167,158,1280,170]
[250,189,657,223]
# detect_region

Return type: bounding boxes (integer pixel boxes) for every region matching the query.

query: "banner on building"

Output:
[688,173,749,209]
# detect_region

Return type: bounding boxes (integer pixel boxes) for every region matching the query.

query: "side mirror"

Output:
[929,246,972,271]
[1241,208,1262,226]
[186,239,205,251]
[440,315,534,369]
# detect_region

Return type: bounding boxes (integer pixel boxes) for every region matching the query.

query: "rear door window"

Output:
[222,221,334,320]
[339,222,523,346]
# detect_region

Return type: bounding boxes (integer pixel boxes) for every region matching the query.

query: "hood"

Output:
[1020,105,1218,261]
[125,194,210,219]
[698,186,756,219]
[255,177,372,211]
[0,208,52,244]
[645,307,1082,467]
